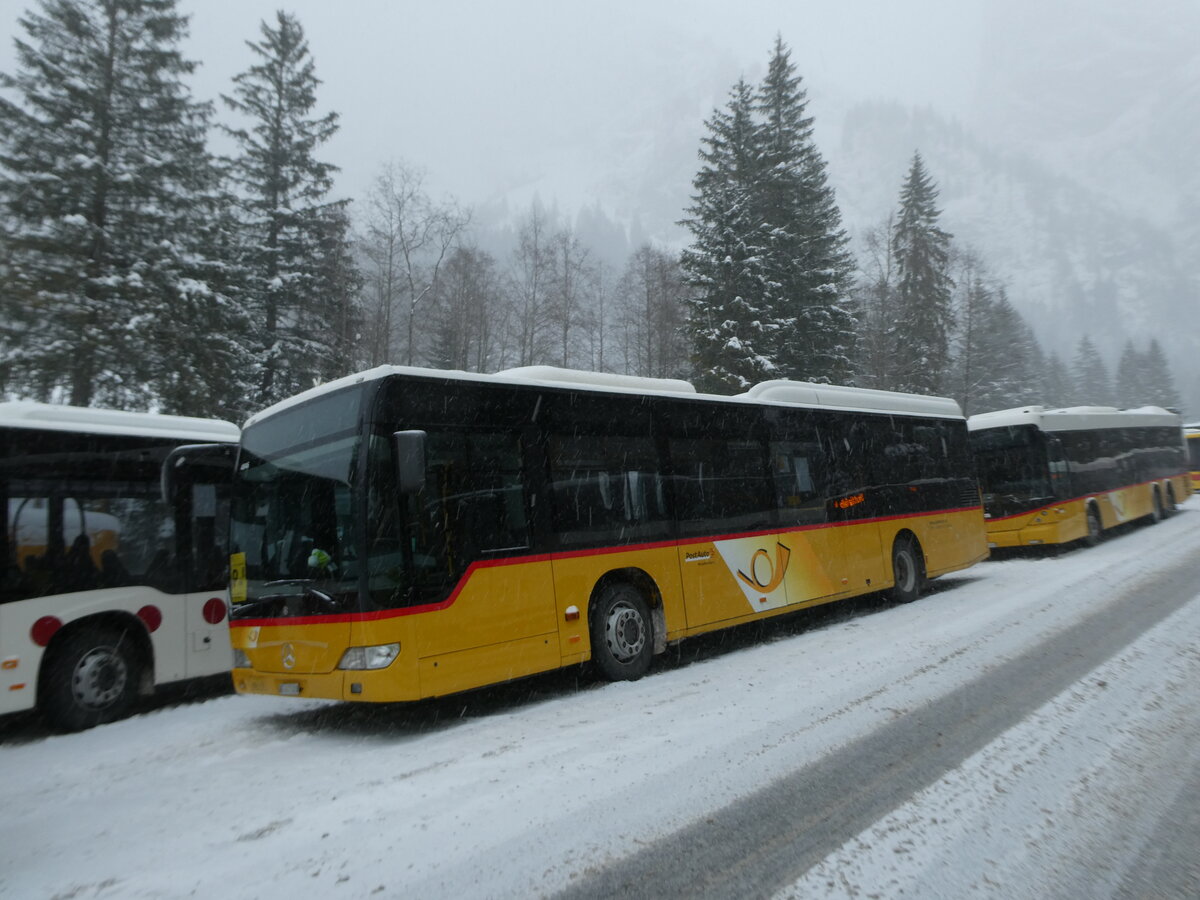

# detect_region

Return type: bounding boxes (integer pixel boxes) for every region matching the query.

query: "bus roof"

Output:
[244,364,966,428]
[967,404,1182,433]
[0,401,240,442]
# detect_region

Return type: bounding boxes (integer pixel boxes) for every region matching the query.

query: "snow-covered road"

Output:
[3,501,1200,899]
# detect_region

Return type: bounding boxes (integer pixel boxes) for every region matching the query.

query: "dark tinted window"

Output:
[544,390,668,548]
[3,428,231,603]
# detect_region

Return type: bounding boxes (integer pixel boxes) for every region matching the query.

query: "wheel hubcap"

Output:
[605,601,645,662]
[71,646,127,709]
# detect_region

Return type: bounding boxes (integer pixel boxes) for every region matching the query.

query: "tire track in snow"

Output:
[552,533,1200,899]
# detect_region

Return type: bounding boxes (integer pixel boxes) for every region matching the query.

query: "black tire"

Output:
[1150,488,1163,524]
[39,625,141,732]
[590,582,653,681]
[1165,485,1178,516]
[1083,504,1103,546]
[885,537,922,604]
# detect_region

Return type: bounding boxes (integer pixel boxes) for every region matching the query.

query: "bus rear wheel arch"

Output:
[588,579,655,681]
[885,533,924,604]
[1150,486,1164,524]
[37,616,151,732]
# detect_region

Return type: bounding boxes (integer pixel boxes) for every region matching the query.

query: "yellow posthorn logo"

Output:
[737,542,791,593]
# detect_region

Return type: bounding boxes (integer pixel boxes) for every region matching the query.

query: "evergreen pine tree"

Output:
[1141,338,1182,410]
[951,265,994,415]
[222,11,347,405]
[1043,352,1073,408]
[1115,340,1144,407]
[982,291,1036,410]
[754,37,856,383]
[0,0,242,410]
[891,152,954,395]
[680,79,775,393]
[1071,335,1112,406]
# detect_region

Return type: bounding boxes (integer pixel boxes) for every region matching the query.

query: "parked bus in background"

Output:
[227,366,988,705]
[967,405,1189,550]
[1187,424,1200,492]
[0,402,239,730]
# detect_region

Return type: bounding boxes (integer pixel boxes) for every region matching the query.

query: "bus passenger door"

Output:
[400,430,558,695]
[164,443,237,678]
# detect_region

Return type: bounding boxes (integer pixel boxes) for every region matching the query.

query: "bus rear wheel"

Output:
[590,583,653,681]
[885,537,923,604]
[1150,488,1164,524]
[40,625,141,732]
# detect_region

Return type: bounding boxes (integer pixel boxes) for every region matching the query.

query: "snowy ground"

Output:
[3,500,1200,899]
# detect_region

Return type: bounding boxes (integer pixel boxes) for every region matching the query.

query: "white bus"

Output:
[0,402,239,730]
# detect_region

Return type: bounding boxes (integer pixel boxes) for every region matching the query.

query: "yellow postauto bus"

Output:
[1187,424,1200,492]
[968,405,1190,549]
[227,366,988,703]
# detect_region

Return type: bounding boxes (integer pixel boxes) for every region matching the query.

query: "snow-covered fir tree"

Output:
[1115,340,1145,408]
[0,0,246,412]
[222,11,350,405]
[1140,338,1181,410]
[890,152,954,395]
[754,37,856,383]
[1041,352,1074,409]
[1071,335,1113,406]
[680,78,776,393]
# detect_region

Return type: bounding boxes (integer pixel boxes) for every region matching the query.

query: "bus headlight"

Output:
[338,643,400,670]
[232,648,252,668]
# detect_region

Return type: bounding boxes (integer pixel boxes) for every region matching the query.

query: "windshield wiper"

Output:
[263,579,345,613]
[231,579,347,618]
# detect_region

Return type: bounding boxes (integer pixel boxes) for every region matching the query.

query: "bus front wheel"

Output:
[590,583,653,681]
[40,625,141,732]
[886,537,923,604]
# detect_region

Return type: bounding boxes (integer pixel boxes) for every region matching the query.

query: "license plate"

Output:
[279,682,301,695]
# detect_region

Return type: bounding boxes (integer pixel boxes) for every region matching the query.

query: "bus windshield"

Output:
[970,424,1055,517]
[230,391,363,618]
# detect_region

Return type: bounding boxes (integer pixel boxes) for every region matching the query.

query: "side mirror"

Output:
[394,430,427,494]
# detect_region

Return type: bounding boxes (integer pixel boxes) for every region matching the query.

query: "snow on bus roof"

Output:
[741,380,963,418]
[967,404,1182,433]
[245,365,967,428]
[0,400,239,442]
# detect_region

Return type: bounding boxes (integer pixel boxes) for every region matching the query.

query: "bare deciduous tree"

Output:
[358,161,469,366]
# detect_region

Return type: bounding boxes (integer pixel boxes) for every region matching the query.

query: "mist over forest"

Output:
[1,0,1195,419]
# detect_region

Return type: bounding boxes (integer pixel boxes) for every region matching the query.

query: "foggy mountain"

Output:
[465,0,1200,413]
[831,102,1198,412]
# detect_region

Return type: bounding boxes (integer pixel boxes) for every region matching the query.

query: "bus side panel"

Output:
[415,560,559,698]
[832,520,884,596]
[1098,483,1150,527]
[183,590,233,678]
[677,535,789,628]
[549,546,685,657]
[775,525,851,607]
[912,508,989,576]
[0,602,45,715]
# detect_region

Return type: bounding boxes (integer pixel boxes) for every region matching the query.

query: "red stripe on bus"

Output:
[230,503,983,628]
[984,475,1187,522]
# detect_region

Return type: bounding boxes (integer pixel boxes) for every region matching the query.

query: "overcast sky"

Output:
[0,0,988,206]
